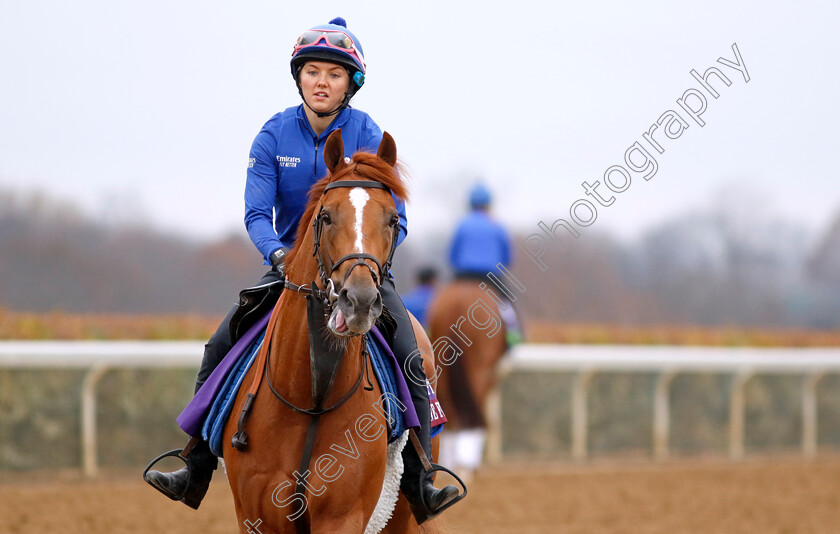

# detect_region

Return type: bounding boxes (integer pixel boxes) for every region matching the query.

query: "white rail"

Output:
[3,342,840,475]
[0,341,203,367]
[485,344,840,462]
[0,341,203,477]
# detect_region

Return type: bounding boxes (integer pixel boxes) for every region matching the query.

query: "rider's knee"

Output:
[402,349,429,388]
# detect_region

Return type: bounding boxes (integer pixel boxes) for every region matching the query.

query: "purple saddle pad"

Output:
[176,312,270,437]
[175,315,422,437]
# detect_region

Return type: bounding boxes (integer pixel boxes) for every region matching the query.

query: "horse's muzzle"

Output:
[328,284,382,336]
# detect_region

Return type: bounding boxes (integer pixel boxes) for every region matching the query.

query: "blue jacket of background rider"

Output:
[448,210,512,274]
[244,104,408,263]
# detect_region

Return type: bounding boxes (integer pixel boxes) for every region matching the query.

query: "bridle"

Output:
[284,178,400,314]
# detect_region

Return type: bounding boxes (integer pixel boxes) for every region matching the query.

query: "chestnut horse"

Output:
[427,281,508,479]
[221,130,442,534]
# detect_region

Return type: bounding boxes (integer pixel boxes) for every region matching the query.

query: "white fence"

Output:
[485,344,840,463]
[2,342,840,477]
[0,341,203,478]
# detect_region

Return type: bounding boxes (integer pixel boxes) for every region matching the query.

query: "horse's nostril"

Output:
[345,285,379,315]
[370,292,383,318]
[337,287,351,308]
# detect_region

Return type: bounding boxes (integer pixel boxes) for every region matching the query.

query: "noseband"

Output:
[308,179,400,298]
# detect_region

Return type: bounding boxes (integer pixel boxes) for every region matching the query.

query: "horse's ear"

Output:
[324,129,347,174]
[377,132,397,167]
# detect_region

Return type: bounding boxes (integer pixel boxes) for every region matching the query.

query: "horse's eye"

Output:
[389,215,399,227]
[321,212,332,225]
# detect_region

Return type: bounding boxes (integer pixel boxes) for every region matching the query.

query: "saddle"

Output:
[177,301,445,457]
[228,275,284,344]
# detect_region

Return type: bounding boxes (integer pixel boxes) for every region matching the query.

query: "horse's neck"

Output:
[270,249,363,408]
[276,230,322,351]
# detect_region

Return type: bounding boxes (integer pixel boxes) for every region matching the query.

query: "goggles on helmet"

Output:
[293,29,366,71]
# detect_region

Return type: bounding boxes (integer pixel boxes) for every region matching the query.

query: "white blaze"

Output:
[349,187,370,253]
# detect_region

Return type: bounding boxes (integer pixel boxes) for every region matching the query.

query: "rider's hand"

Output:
[270,247,290,274]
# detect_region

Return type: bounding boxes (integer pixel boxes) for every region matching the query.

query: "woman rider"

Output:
[145,17,460,524]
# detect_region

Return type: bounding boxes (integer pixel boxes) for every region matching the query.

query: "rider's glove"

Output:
[269,247,290,274]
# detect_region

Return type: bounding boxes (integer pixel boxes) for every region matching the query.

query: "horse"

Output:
[221,129,445,534]
[427,279,509,480]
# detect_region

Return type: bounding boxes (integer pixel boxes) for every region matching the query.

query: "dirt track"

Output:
[1,457,839,533]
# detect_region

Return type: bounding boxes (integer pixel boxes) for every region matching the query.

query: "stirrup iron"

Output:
[418,462,469,515]
[143,448,193,501]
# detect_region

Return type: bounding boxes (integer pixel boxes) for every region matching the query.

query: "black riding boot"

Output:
[144,305,234,509]
[145,270,282,508]
[145,438,218,510]
[400,411,460,524]
[380,278,462,524]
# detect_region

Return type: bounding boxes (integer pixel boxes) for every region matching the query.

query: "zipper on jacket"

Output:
[313,137,319,176]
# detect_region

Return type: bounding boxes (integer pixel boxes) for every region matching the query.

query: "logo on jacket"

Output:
[277,155,301,168]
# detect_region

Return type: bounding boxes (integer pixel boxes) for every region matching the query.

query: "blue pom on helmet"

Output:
[290,17,366,90]
[469,183,492,209]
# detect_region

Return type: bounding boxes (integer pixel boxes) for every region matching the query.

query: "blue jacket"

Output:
[401,284,436,327]
[448,211,511,273]
[245,105,408,263]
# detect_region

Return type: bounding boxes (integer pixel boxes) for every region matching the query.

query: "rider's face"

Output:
[299,61,350,114]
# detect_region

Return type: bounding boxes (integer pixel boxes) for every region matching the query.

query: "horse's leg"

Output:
[310,511,368,534]
[428,282,510,484]
[436,429,457,476]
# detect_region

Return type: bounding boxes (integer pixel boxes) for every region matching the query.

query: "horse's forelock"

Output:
[284,150,409,269]
[345,152,409,202]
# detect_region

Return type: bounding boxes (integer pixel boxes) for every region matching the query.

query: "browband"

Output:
[324,180,391,193]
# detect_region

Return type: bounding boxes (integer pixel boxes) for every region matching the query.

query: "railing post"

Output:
[81,364,109,478]
[572,370,595,461]
[802,372,825,459]
[484,364,510,464]
[654,370,677,461]
[729,370,753,460]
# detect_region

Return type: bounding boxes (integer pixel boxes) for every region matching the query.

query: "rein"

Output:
[264,284,368,418]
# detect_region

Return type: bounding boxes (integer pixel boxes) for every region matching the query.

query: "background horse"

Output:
[221,130,443,533]
[427,280,508,480]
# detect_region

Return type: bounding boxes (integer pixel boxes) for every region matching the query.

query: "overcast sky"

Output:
[2,0,838,246]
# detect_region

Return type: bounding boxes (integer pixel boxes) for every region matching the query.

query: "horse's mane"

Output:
[284,151,409,268]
